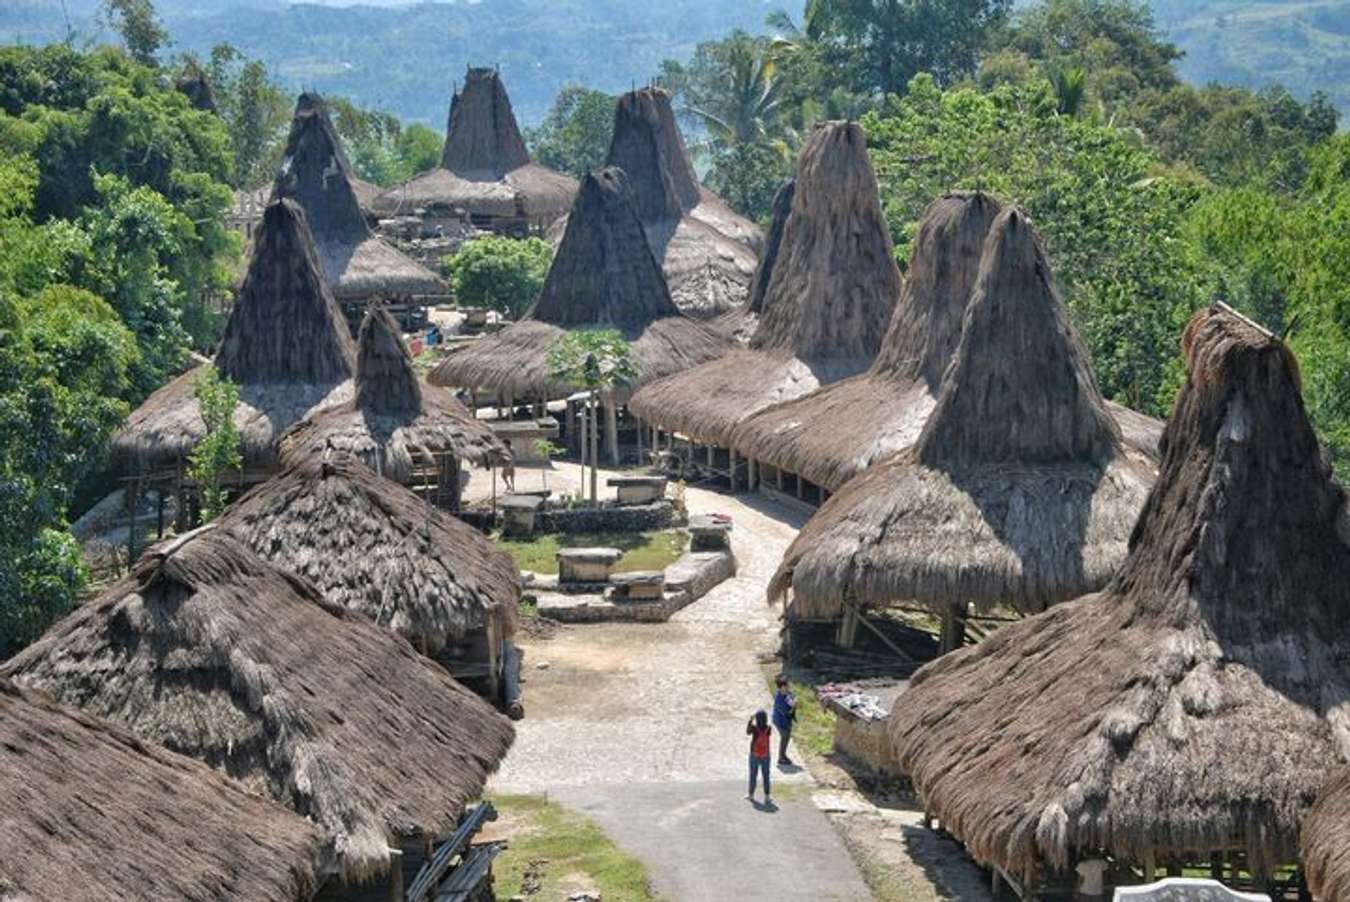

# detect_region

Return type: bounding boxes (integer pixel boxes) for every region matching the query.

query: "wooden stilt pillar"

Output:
[706,444,714,468]
[940,603,966,654]
[635,414,643,466]
[604,393,619,466]
[729,447,738,492]
[776,467,783,491]
[836,608,860,649]
[156,489,165,539]
[748,457,757,491]
[795,472,803,499]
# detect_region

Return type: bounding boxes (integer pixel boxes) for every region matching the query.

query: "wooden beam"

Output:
[729,447,738,492]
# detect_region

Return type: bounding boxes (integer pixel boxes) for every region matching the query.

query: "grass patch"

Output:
[497,530,687,575]
[763,673,837,758]
[490,793,662,901]
[518,597,538,619]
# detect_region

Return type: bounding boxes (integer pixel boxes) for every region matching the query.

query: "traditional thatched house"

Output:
[109,198,355,527]
[4,527,515,899]
[597,86,760,320]
[769,207,1155,649]
[886,304,1350,895]
[279,305,504,506]
[273,93,446,314]
[429,166,730,411]
[715,177,795,343]
[219,454,522,703]
[1303,770,1350,900]
[628,121,898,490]
[731,192,1163,494]
[372,68,577,234]
[0,677,320,902]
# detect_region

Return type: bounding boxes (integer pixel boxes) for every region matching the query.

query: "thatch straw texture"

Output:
[1303,769,1350,900]
[629,122,897,445]
[274,93,445,300]
[714,177,795,343]
[3,528,515,882]
[372,69,576,224]
[429,167,731,399]
[0,678,319,902]
[279,306,504,478]
[770,207,1154,618]
[887,304,1350,885]
[220,454,520,652]
[109,198,356,474]
[602,87,760,319]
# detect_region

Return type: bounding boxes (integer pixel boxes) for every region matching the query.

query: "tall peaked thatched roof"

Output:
[110,199,357,474]
[373,69,576,225]
[221,454,520,652]
[596,86,760,319]
[0,678,320,902]
[175,59,219,114]
[715,177,795,343]
[769,207,1154,618]
[888,304,1350,885]
[274,92,445,300]
[278,306,504,477]
[3,528,515,882]
[729,192,1001,489]
[629,121,898,446]
[429,167,731,400]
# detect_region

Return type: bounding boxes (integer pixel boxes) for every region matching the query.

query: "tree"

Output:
[706,142,792,221]
[547,330,638,499]
[443,235,553,320]
[103,0,167,67]
[524,86,615,179]
[186,366,242,522]
[206,44,290,188]
[397,122,443,176]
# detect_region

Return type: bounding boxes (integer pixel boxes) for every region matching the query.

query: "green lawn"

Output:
[490,793,662,901]
[497,530,687,575]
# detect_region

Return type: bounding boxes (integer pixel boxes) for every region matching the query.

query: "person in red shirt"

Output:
[746,709,773,804]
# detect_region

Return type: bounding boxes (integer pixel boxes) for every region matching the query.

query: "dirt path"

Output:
[465,461,989,901]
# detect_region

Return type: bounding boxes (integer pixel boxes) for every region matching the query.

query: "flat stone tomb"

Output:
[557,547,624,585]
[610,570,665,601]
[688,513,733,551]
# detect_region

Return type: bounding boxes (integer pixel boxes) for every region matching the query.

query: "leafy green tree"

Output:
[206,44,291,188]
[706,142,792,221]
[187,366,242,522]
[524,85,615,179]
[443,235,553,319]
[547,330,637,496]
[102,0,168,67]
[397,122,443,176]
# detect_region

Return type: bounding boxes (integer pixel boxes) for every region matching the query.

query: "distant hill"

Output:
[5,0,1350,123]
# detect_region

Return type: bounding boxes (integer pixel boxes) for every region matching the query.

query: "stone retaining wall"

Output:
[528,548,735,624]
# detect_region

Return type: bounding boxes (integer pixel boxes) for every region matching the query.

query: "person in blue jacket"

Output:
[772,675,797,766]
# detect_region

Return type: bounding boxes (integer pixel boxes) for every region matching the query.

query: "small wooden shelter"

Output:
[3,527,515,899]
[279,304,504,506]
[109,198,356,528]
[429,166,731,405]
[372,68,578,234]
[273,92,446,313]
[887,305,1350,895]
[219,454,522,702]
[598,86,761,320]
[628,121,899,489]
[0,677,320,902]
[769,207,1156,648]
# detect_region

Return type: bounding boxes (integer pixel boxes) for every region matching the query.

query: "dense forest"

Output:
[3,0,1350,658]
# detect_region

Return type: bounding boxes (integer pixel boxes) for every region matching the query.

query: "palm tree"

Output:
[687,37,788,151]
[1045,61,1088,117]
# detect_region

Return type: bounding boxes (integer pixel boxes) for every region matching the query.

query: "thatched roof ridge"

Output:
[278,306,505,476]
[628,122,897,445]
[1303,769,1350,900]
[442,67,530,177]
[768,206,1154,617]
[273,93,445,300]
[109,199,356,474]
[728,191,1000,489]
[429,167,731,399]
[0,678,319,902]
[606,87,701,222]
[3,528,515,882]
[220,455,520,650]
[888,305,1350,885]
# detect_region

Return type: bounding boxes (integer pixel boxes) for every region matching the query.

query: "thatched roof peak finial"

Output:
[442,67,530,178]
[605,86,701,223]
[915,206,1119,468]
[530,166,681,329]
[273,92,369,247]
[748,120,898,363]
[215,198,356,387]
[355,305,422,413]
[871,191,1003,386]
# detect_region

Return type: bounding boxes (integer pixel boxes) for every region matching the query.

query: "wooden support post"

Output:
[589,399,599,502]
[729,447,738,492]
[795,472,803,499]
[940,603,966,654]
[579,404,587,471]
[156,489,165,539]
[835,608,860,649]
[706,444,714,468]
[604,393,619,466]
[125,477,140,567]
[776,467,783,491]
[635,413,643,465]
[748,457,757,490]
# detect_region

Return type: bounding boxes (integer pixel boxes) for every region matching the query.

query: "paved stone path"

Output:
[467,461,873,901]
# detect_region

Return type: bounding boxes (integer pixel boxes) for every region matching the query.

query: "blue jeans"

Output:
[749,755,771,797]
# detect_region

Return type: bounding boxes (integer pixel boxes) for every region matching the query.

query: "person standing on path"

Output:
[500,441,516,493]
[746,710,772,804]
[773,676,797,767]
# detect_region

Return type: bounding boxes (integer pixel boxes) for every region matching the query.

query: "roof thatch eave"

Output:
[2,528,515,883]
[220,455,520,650]
[371,164,578,222]
[1303,768,1350,901]
[0,678,320,902]
[887,305,1350,886]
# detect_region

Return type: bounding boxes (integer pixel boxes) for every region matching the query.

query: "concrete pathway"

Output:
[469,460,873,901]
